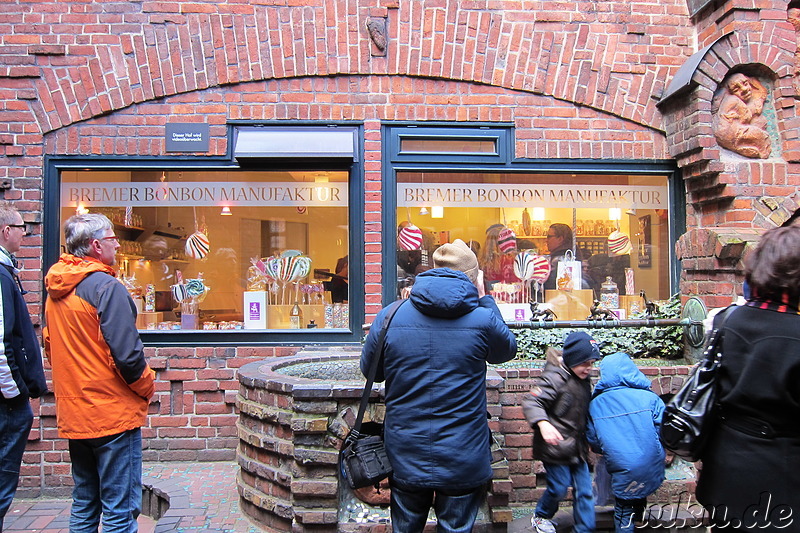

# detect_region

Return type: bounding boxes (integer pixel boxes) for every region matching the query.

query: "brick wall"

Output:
[22,346,300,497]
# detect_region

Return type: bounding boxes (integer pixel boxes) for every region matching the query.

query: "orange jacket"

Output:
[44,254,154,439]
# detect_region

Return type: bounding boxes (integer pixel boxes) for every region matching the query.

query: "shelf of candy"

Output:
[91,207,144,230]
[116,239,143,259]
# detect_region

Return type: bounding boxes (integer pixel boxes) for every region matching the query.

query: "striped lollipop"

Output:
[608,230,632,256]
[398,224,423,251]
[531,254,551,283]
[185,231,210,260]
[514,251,536,281]
[498,226,517,253]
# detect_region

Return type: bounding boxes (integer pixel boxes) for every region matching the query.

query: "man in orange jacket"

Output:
[44,213,155,533]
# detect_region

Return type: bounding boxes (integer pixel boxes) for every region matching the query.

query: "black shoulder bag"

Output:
[660,305,737,462]
[339,299,405,489]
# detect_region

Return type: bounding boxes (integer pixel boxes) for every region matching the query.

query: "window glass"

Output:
[396,172,671,321]
[400,138,497,154]
[60,169,349,331]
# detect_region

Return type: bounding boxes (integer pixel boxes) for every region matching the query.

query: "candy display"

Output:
[608,230,632,256]
[398,224,423,251]
[247,251,313,305]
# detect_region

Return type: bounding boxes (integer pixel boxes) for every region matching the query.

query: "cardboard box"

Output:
[243,291,268,329]
[267,304,326,329]
[544,289,594,321]
[136,311,162,330]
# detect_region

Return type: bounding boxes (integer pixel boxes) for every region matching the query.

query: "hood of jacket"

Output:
[45,254,116,300]
[409,268,479,318]
[594,352,651,394]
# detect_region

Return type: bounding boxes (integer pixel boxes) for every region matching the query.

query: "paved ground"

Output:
[6,462,699,532]
[5,461,261,533]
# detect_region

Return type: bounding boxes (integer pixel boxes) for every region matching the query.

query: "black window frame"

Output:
[381,122,684,306]
[43,122,366,347]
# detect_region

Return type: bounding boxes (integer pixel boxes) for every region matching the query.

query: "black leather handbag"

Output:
[339,299,404,489]
[660,306,736,462]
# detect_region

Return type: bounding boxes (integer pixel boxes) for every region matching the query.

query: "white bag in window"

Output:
[555,249,582,291]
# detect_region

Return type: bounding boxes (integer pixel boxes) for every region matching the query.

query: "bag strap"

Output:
[704,304,738,365]
[352,299,406,437]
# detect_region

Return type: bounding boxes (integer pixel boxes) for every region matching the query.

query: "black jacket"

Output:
[696,303,800,531]
[522,356,592,464]
[0,256,46,404]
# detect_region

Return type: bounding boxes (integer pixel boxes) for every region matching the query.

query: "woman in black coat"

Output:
[696,226,800,531]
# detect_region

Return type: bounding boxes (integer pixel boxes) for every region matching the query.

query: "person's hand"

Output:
[475,270,486,297]
[537,420,564,446]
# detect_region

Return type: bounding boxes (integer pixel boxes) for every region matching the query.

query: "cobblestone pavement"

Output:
[5,461,261,533]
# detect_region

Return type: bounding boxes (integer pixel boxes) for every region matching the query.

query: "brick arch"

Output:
[28,1,690,135]
[43,74,670,160]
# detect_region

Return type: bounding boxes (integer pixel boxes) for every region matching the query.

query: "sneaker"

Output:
[531,515,556,533]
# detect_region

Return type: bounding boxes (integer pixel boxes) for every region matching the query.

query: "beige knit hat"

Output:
[432,239,479,283]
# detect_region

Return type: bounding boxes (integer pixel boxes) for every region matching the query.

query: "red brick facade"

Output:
[1,0,797,497]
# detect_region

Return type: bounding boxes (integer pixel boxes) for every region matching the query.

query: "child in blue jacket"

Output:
[587,352,666,533]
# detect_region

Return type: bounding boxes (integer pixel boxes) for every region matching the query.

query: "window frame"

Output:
[43,123,365,346]
[381,123,684,306]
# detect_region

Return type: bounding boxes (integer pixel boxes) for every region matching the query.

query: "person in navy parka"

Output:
[361,239,517,533]
[587,352,666,533]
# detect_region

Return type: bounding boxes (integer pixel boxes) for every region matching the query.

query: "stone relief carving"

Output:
[365,17,387,56]
[711,73,772,159]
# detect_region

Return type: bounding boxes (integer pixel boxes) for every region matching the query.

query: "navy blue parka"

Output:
[360,268,517,490]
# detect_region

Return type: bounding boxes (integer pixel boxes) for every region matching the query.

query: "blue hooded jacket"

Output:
[587,352,666,499]
[361,268,517,489]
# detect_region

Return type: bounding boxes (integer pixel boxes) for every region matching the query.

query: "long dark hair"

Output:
[745,226,800,304]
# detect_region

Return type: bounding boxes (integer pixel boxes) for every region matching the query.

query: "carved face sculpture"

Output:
[727,74,753,102]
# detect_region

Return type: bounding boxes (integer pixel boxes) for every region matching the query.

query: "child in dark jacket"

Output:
[522,331,601,533]
[587,352,666,533]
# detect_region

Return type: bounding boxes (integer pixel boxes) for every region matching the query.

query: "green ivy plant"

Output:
[513,294,684,361]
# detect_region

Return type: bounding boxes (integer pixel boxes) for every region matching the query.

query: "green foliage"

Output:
[514,294,684,360]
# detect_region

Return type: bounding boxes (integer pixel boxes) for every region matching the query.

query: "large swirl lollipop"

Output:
[514,251,535,281]
[530,254,552,304]
[514,251,536,303]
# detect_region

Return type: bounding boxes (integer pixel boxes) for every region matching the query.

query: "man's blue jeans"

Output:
[390,480,485,533]
[535,461,595,533]
[0,400,33,531]
[68,428,142,533]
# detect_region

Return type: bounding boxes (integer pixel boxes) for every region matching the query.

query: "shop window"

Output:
[395,171,672,321]
[390,126,510,163]
[59,169,350,332]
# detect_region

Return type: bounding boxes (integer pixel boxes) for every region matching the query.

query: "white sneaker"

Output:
[531,515,556,533]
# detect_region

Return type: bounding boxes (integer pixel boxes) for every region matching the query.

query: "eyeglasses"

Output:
[6,224,24,229]
[98,236,120,242]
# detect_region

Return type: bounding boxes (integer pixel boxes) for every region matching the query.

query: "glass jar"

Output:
[600,276,619,309]
[290,302,303,329]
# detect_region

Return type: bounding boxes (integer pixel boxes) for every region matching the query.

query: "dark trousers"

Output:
[0,400,33,533]
[389,480,485,533]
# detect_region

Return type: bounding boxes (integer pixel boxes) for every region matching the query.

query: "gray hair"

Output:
[0,201,20,226]
[64,214,113,257]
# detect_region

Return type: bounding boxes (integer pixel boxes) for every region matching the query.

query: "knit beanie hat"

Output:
[562,331,601,369]
[432,239,479,283]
